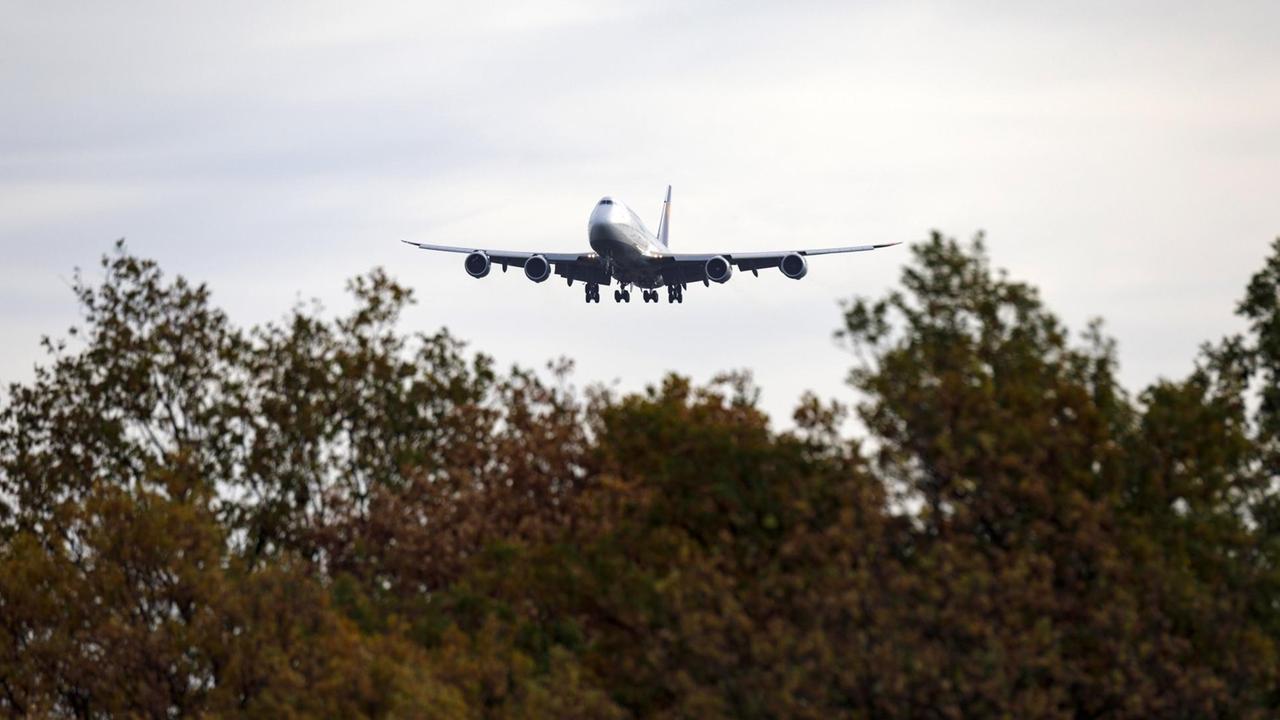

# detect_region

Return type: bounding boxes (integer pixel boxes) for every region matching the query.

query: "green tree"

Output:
[5,235,1280,718]
[838,232,1278,717]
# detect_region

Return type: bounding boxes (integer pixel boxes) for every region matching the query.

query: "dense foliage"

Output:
[3,235,1280,718]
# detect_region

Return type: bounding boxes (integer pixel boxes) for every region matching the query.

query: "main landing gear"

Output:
[601,284,683,304]
[584,282,600,303]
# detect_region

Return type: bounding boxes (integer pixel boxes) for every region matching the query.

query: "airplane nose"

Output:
[591,196,615,222]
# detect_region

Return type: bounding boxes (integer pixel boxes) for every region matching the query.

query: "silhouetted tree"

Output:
[3,235,1279,718]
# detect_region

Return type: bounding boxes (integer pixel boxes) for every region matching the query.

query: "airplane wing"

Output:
[401,240,612,284]
[661,242,902,268]
[653,242,902,284]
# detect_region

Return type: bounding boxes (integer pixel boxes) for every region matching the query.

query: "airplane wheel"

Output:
[622,291,631,303]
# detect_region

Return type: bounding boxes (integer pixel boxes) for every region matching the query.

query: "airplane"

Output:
[401,187,900,304]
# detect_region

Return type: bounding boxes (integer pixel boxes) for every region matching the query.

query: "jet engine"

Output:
[779,252,808,280]
[705,255,733,284]
[464,251,491,278]
[524,254,551,283]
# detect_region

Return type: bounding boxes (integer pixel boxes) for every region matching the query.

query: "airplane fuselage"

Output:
[587,197,668,289]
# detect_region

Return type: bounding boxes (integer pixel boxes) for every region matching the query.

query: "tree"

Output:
[5,235,1280,717]
[838,232,1278,717]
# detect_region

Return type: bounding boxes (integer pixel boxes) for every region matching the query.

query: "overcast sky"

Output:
[2,1,1277,424]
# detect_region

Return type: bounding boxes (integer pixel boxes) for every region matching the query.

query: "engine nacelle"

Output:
[779,252,808,280]
[524,254,551,283]
[705,255,733,284]
[464,251,491,278]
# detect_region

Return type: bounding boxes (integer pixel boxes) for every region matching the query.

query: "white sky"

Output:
[2,1,1277,424]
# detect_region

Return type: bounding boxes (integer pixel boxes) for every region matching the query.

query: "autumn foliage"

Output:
[4,235,1280,718]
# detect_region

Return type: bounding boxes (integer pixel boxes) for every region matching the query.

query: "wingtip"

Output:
[875,241,904,249]
[400,239,418,247]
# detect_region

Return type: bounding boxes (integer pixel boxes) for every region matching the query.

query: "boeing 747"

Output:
[402,187,900,303]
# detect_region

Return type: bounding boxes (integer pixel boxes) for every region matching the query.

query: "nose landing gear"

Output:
[613,289,631,303]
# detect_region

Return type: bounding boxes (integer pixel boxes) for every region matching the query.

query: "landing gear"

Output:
[613,289,631,303]
[584,282,600,303]
[666,285,684,304]
[642,289,659,303]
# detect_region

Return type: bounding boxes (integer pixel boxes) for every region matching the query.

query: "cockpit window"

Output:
[599,199,613,205]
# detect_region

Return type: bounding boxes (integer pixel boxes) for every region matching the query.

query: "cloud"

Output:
[2,1,1278,423]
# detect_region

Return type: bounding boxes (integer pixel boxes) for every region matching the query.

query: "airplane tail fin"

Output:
[656,185,672,247]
